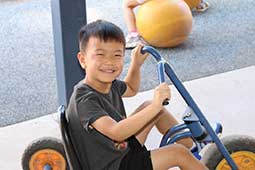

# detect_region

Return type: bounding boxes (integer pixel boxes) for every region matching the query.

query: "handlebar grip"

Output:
[163,98,169,105]
[141,47,146,55]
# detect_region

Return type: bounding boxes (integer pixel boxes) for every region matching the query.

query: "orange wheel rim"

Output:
[29,149,66,170]
[216,151,255,170]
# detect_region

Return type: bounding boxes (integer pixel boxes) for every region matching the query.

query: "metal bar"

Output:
[157,62,165,84]
[141,46,162,62]
[167,131,193,145]
[51,0,87,106]
[160,123,189,147]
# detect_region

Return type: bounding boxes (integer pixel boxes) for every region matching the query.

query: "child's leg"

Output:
[123,0,144,33]
[130,101,162,144]
[130,101,193,148]
[123,0,148,48]
[150,144,208,170]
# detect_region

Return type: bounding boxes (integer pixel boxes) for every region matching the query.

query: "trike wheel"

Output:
[201,135,255,170]
[21,137,68,170]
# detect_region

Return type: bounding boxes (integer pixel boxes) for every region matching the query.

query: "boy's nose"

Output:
[104,57,116,64]
[104,59,114,65]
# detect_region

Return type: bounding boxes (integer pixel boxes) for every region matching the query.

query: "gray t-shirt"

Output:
[66,79,129,170]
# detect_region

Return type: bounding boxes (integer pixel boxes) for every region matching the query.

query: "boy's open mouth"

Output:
[99,68,116,73]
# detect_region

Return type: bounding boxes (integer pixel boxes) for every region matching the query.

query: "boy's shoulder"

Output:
[72,81,99,100]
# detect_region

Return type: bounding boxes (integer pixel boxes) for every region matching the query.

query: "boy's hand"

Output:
[131,43,149,67]
[152,83,171,109]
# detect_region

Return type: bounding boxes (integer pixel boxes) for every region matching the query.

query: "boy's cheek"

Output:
[91,54,97,60]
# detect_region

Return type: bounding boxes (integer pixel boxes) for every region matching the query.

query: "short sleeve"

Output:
[113,80,127,95]
[77,94,108,132]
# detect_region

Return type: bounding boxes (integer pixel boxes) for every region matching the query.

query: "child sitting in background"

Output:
[123,0,209,49]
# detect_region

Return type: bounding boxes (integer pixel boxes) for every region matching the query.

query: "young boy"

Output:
[66,20,208,170]
[123,0,209,49]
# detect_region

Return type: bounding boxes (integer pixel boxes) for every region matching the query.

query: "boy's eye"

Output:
[96,53,104,56]
[115,54,122,58]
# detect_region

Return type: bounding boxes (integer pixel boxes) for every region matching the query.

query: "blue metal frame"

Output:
[141,46,238,170]
[51,0,86,106]
[160,123,190,147]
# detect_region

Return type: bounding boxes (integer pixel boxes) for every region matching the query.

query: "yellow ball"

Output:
[136,0,193,48]
[184,0,201,9]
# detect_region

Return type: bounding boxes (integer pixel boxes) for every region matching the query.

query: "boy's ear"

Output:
[77,52,86,69]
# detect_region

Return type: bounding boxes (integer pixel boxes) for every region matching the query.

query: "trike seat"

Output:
[59,105,83,170]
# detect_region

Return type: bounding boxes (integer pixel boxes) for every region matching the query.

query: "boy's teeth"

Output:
[104,69,114,73]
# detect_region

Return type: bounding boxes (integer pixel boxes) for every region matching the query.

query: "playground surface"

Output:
[0,0,255,126]
[0,0,255,169]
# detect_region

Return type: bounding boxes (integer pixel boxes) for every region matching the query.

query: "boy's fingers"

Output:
[159,83,169,89]
[132,43,148,62]
[136,43,145,53]
[156,84,170,94]
[132,45,141,56]
[159,83,170,95]
[139,45,149,58]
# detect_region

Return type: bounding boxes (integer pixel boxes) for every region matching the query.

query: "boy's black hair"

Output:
[79,20,126,52]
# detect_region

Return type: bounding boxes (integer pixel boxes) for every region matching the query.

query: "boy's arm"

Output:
[123,44,148,97]
[92,83,170,142]
[92,102,160,142]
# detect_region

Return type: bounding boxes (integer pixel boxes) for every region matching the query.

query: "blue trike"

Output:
[141,46,255,170]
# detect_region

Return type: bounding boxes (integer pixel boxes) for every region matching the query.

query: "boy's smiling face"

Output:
[78,37,125,91]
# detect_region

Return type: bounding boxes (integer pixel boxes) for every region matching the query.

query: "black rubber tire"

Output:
[21,136,69,170]
[201,135,255,170]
